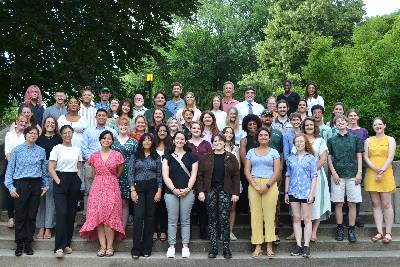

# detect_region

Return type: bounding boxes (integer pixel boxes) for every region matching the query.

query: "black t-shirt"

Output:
[36,135,63,160]
[165,152,198,194]
[277,92,300,115]
[211,153,226,188]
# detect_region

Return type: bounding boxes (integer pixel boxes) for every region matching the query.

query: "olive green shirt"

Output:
[270,129,283,154]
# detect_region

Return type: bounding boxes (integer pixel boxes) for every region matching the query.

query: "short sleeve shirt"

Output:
[270,129,283,154]
[165,152,198,193]
[246,148,280,178]
[286,153,317,199]
[49,144,82,172]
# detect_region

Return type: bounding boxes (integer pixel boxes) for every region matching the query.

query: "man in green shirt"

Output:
[327,114,364,243]
[261,109,283,154]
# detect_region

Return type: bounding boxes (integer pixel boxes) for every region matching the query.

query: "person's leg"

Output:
[247,180,263,255]
[159,192,168,238]
[44,179,56,237]
[370,192,383,234]
[122,199,129,229]
[381,192,394,235]
[132,191,146,255]
[65,174,82,248]
[35,196,45,237]
[25,180,42,247]
[311,219,320,240]
[164,193,179,247]
[301,203,313,247]
[104,225,115,250]
[13,181,30,245]
[335,202,344,224]
[180,190,195,247]
[143,185,157,255]
[229,201,237,232]
[290,202,302,247]
[206,189,218,254]
[97,224,107,249]
[53,186,68,251]
[219,190,232,255]
[348,202,357,226]
[262,183,279,256]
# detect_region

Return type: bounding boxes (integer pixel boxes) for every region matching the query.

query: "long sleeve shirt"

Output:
[128,154,162,188]
[81,125,117,160]
[4,143,49,192]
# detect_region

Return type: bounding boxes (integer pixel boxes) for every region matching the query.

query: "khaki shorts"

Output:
[330,177,362,203]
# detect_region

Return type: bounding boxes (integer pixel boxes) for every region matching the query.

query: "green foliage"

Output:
[0,1,198,110]
[243,0,365,91]
[302,14,400,139]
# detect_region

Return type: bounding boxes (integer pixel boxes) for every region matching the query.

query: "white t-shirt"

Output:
[49,144,82,172]
[5,130,25,155]
[57,115,88,148]
[212,110,227,131]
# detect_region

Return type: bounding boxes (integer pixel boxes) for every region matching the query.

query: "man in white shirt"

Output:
[235,86,264,126]
[132,93,148,121]
[78,86,97,128]
[272,99,291,134]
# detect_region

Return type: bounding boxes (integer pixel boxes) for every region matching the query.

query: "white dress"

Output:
[57,115,88,148]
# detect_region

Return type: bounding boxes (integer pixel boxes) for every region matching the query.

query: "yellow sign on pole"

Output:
[146,73,153,82]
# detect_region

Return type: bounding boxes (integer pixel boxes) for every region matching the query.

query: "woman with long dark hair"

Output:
[128,133,162,258]
[305,82,324,116]
[200,111,219,145]
[107,99,135,130]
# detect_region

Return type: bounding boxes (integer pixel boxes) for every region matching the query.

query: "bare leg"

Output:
[381,192,394,234]
[290,202,302,247]
[335,203,344,224]
[302,203,313,247]
[229,202,237,232]
[311,219,320,240]
[97,224,106,249]
[122,200,129,229]
[370,192,383,234]
[104,226,115,249]
[348,202,356,226]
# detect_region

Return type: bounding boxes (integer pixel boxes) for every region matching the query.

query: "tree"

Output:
[241,0,365,92]
[0,1,198,111]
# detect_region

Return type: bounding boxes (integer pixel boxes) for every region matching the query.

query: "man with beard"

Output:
[277,80,300,115]
[166,82,185,115]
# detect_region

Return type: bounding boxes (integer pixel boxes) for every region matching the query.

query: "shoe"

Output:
[223,249,232,259]
[166,246,175,258]
[64,246,72,254]
[266,242,275,258]
[286,233,296,240]
[290,245,302,256]
[208,252,217,258]
[15,242,23,257]
[24,242,34,255]
[143,253,150,257]
[105,248,114,257]
[302,246,310,258]
[37,228,45,239]
[251,245,263,257]
[229,232,237,241]
[54,249,64,258]
[335,225,345,241]
[182,247,190,258]
[355,220,364,228]
[200,226,208,240]
[348,227,357,243]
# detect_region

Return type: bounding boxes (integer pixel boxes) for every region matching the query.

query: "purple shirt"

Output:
[187,140,212,160]
[348,128,369,143]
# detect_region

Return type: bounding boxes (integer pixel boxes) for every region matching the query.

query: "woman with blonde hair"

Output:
[175,92,202,124]
[210,95,227,131]
[225,107,243,145]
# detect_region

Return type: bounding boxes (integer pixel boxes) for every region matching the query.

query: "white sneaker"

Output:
[182,247,190,258]
[166,246,175,258]
[230,232,237,241]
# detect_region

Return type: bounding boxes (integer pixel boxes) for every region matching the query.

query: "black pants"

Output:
[154,185,167,234]
[2,160,14,219]
[131,179,157,256]
[14,178,42,243]
[53,172,81,252]
[206,186,231,253]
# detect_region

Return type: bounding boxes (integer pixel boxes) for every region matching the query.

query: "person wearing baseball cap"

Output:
[95,87,111,112]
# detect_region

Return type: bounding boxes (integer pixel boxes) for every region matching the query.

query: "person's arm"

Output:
[284,158,291,204]
[197,158,206,202]
[231,156,240,202]
[328,154,340,185]
[154,158,162,202]
[81,130,90,160]
[380,137,396,172]
[268,157,281,186]
[319,96,325,107]
[116,163,124,177]
[239,137,247,166]
[317,151,327,170]
[162,158,180,197]
[283,134,290,161]
[308,157,318,203]
[4,149,17,194]
[187,161,198,192]
[355,152,362,185]
[40,154,49,196]
[363,138,378,171]
[48,160,60,184]
[244,153,263,193]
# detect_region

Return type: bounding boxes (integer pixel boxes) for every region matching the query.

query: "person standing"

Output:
[311,105,332,143]
[266,96,279,118]
[197,133,240,259]
[80,130,125,257]
[364,118,396,244]
[107,100,135,130]
[221,81,239,112]
[129,133,162,259]
[79,86,97,128]
[305,82,324,116]
[328,115,364,243]
[285,134,317,258]
[19,85,45,125]
[129,115,148,141]
[199,111,219,145]
[225,107,243,145]
[132,93,148,121]
[42,89,67,124]
[297,100,308,121]
[175,92,202,124]
[328,102,345,137]
[272,100,291,134]
[166,82,185,115]
[48,125,82,258]
[277,80,300,115]
[235,86,264,126]
[210,95,227,131]
[107,99,120,119]
[167,117,182,138]
[111,117,138,228]
[245,128,280,258]
[260,109,284,154]
[36,117,62,240]
[283,112,302,161]
[95,87,112,111]
[144,91,174,125]
[4,126,49,256]
[163,131,198,258]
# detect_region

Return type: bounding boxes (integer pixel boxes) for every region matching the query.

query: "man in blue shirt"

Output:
[165,82,185,115]
[95,87,111,112]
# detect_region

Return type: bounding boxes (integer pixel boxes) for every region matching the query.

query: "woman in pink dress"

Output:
[80,130,125,257]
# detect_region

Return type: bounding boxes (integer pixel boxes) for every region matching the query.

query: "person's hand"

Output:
[172,188,181,197]
[10,188,19,199]
[307,193,314,204]
[40,188,48,197]
[154,191,161,203]
[376,173,383,182]
[54,178,61,185]
[355,173,362,185]
[131,191,138,203]
[198,192,206,202]
[332,173,340,185]
[258,185,268,194]
[284,194,289,204]
[231,195,239,203]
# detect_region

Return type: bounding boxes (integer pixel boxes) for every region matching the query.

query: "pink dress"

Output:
[80,150,125,240]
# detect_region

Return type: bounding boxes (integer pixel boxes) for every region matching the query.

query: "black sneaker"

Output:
[348,227,357,243]
[290,245,302,256]
[355,220,364,228]
[223,249,232,259]
[336,225,345,241]
[24,242,34,255]
[302,246,310,258]
[15,242,23,257]
[208,251,217,258]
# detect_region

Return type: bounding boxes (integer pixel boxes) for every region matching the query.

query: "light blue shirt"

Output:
[95,102,110,112]
[286,152,317,199]
[4,143,49,192]
[42,104,68,125]
[81,125,117,160]
[283,129,296,160]
[166,99,185,115]
[246,148,280,178]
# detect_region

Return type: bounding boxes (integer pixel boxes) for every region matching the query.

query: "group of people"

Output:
[2,80,396,259]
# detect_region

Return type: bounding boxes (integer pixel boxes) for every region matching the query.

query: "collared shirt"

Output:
[79,103,97,128]
[327,132,364,178]
[4,143,49,192]
[132,106,148,121]
[264,127,283,154]
[81,125,117,160]
[286,152,317,199]
[222,98,239,112]
[95,101,110,112]
[4,130,25,155]
[42,104,67,124]
[272,117,292,134]
[283,129,298,160]
[166,99,185,115]
[318,124,333,143]
[235,100,264,125]
[144,107,174,125]
[128,154,162,188]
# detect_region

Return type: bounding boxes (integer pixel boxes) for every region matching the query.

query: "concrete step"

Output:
[0,235,399,253]
[0,249,400,267]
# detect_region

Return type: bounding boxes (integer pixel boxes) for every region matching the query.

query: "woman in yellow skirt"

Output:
[364,117,396,244]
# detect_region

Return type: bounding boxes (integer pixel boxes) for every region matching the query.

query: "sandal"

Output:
[371,233,383,242]
[37,228,45,239]
[382,233,392,244]
[251,245,263,257]
[105,248,114,257]
[97,247,106,257]
[43,229,52,239]
[159,233,167,242]
[266,242,275,258]
[153,233,158,241]
[310,236,318,242]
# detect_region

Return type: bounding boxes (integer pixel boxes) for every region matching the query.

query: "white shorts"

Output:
[330,177,362,203]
